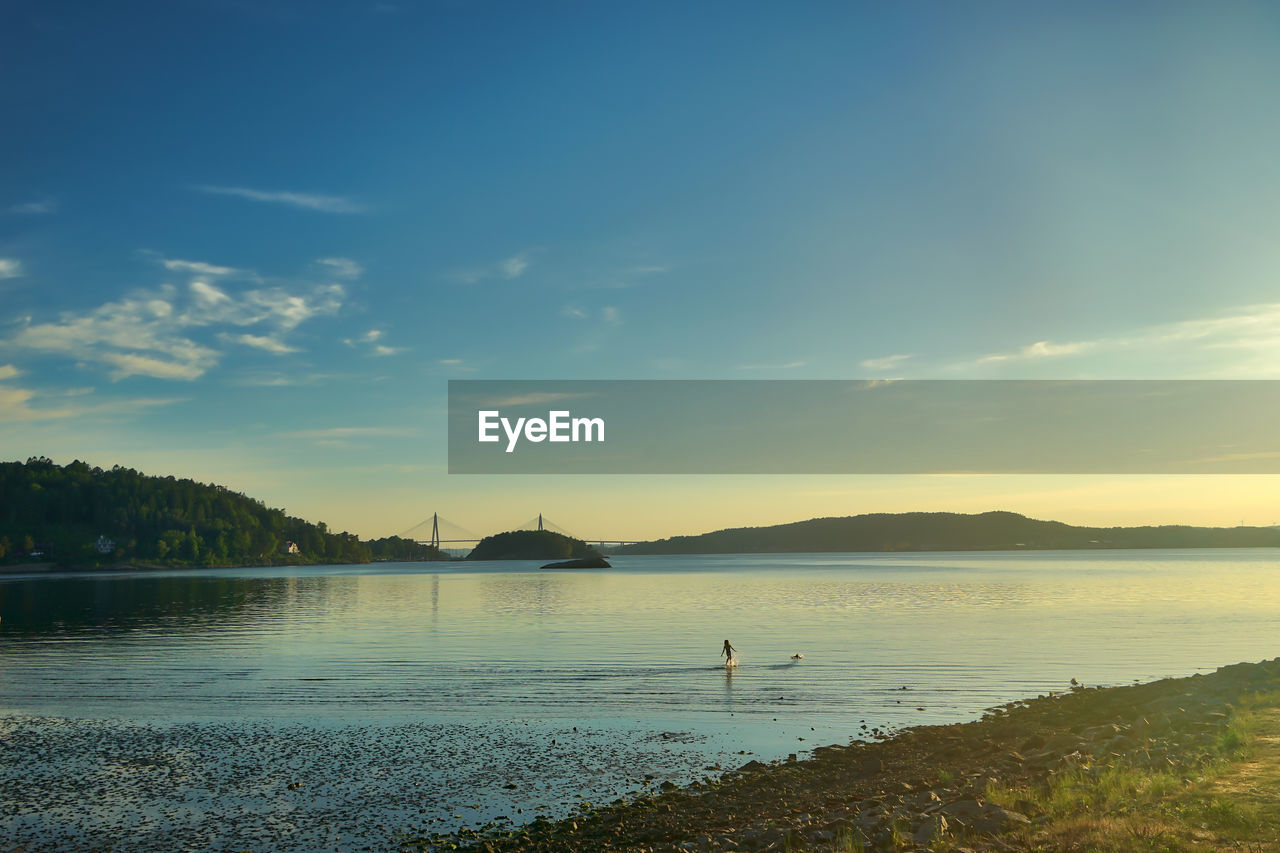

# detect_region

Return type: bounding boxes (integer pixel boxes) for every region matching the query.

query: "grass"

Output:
[976,690,1280,852]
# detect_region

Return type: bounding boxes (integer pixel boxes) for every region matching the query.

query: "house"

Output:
[282,540,301,555]
[95,535,116,555]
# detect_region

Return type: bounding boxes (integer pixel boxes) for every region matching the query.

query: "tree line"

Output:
[0,458,444,567]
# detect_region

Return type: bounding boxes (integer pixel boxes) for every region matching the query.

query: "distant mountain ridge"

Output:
[613,511,1280,555]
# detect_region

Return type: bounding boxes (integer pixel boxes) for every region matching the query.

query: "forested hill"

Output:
[0,457,442,567]
[614,511,1280,555]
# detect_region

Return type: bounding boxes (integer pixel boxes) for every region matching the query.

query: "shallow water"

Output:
[2,550,1278,850]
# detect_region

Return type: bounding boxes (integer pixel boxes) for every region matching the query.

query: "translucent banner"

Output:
[447,380,1279,474]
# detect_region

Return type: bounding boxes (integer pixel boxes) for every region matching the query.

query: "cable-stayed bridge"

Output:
[398,512,641,556]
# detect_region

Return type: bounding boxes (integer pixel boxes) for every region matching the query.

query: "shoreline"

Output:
[3,543,1278,576]
[0,557,455,575]
[407,658,1280,852]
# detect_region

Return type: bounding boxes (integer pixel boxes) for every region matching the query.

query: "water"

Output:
[1,550,1278,850]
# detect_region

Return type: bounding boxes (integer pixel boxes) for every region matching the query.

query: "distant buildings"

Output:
[95,535,116,555]
[282,540,300,555]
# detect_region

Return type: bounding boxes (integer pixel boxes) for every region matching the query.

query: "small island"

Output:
[541,556,611,570]
[466,529,606,563]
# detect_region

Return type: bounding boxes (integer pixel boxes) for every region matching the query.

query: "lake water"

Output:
[2,550,1278,851]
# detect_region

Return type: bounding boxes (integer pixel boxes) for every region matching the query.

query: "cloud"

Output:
[481,391,592,407]
[860,353,912,371]
[161,258,241,276]
[231,370,347,387]
[499,254,531,278]
[191,185,367,213]
[5,197,57,215]
[0,368,182,423]
[176,280,345,332]
[219,332,299,354]
[439,358,463,365]
[562,305,621,324]
[965,303,1280,375]
[977,340,1092,364]
[453,251,536,284]
[276,426,418,439]
[318,257,363,279]
[0,259,23,279]
[1194,450,1280,464]
[343,328,403,357]
[1,273,345,380]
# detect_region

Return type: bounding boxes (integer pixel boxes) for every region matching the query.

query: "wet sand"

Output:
[0,716,737,852]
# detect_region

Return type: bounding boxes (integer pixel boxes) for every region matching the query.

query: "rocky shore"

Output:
[405,659,1280,852]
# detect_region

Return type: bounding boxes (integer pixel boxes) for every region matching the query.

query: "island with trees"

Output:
[465,529,605,562]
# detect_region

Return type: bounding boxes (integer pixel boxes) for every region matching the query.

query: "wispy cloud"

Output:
[0,258,23,280]
[1,273,345,380]
[0,365,182,423]
[562,304,621,324]
[191,185,367,214]
[161,258,242,277]
[5,197,57,215]
[482,391,592,407]
[861,353,912,371]
[1194,450,1280,464]
[276,426,418,439]
[499,254,531,278]
[452,251,536,284]
[318,257,363,279]
[343,328,405,357]
[230,370,346,387]
[219,332,299,354]
[964,303,1280,376]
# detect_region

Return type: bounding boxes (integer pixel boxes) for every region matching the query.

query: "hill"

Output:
[467,529,602,561]
[0,457,445,568]
[613,511,1280,555]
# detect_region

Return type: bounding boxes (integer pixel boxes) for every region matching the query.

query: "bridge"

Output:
[399,513,642,556]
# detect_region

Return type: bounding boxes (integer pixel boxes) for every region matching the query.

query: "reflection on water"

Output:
[2,550,1280,720]
[1,550,1278,851]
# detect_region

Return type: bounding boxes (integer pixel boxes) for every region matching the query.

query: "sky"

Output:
[3,1,1280,541]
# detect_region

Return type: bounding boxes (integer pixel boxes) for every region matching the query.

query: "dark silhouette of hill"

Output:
[467,529,602,561]
[0,457,446,568]
[614,511,1280,555]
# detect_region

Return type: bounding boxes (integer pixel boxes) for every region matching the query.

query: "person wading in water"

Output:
[721,639,737,665]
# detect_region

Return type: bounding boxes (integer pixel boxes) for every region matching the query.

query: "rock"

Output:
[540,556,611,569]
[913,813,948,844]
[969,805,1031,835]
[939,799,986,819]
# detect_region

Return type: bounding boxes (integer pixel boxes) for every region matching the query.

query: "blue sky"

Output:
[3,1,1280,539]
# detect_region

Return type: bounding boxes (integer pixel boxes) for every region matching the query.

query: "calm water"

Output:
[2,550,1278,851]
